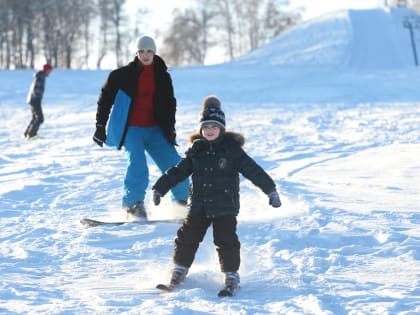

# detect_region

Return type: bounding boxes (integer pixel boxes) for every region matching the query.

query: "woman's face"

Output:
[202,124,221,141]
[137,50,154,65]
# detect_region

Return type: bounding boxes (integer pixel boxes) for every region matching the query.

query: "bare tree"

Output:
[194,2,219,62]
[74,0,96,68]
[0,0,13,68]
[189,0,300,63]
[108,0,127,67]
[0,0,133,69]
[263,0,301,40]
[0,0,34,68]
[122,6,149,65]
[35,0,96,69]
[213,0,236,60]
[161,9,205,65]
[96,0,112,68]
[57,1,93,68]
[231,0,299,53]
[0,0,302,69]
[9,0,28,68]
[24,1,36,68]
[38,1,63,67]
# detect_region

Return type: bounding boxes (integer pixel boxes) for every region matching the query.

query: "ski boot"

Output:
[125,202,147,221]
[170,264,188,286]
[218,271,240,297]
[156,264,188,292]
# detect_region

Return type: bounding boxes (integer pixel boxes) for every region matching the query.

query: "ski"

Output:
[156,283,179,292]
[80,217,182,227]
[156,283,238,296]
[217,286,238,297]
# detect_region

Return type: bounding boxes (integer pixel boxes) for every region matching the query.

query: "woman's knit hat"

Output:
[136,36,156,52]
[199,95,225,129]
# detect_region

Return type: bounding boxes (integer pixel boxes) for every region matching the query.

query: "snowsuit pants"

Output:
[24,100,44,138]
[173,214,241,272]
[122,126,189,208]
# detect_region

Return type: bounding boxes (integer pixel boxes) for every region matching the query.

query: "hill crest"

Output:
[237,8,419,69]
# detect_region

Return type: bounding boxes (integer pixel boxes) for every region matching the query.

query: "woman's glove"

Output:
[268,190,281,208]
[93,124,106,147]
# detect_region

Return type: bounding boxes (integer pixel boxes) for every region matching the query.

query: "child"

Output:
[152,95,281,295]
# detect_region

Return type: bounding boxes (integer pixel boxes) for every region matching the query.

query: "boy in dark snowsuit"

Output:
[152,95,281,293]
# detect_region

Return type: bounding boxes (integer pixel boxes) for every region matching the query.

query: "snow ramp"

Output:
[237,8,419,69]
[348,8,415,68]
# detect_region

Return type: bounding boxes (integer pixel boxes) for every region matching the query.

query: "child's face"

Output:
[202,124,221,141]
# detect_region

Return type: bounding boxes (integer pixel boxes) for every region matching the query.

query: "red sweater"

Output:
[128,62,157,126]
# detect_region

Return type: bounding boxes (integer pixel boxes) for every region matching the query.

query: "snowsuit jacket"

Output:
[26,71,46,105]
[153,131,277,218]
[95,55,177,150]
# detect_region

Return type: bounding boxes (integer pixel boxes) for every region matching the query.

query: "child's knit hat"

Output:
[199,95,225,129]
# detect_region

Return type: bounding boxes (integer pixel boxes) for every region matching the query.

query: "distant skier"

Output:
[152,95,282,296]
[24,63,53,139]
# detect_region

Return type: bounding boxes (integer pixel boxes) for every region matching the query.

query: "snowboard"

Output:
[80,217,183,227]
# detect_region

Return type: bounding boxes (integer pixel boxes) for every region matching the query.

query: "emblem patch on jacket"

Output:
[218,158,227,169]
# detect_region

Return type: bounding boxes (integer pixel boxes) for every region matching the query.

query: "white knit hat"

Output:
[136,36,156,52]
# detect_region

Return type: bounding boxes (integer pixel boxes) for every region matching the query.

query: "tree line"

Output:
[0,0,141,69]
[0,0,302,69]
[160,0,301,66]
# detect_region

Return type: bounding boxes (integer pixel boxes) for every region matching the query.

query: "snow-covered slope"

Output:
[171,8,420,107]
[238,8,419,69]
[0,8,419,315]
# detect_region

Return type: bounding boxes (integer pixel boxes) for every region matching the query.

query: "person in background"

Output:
[152,95,282,294]
[24,63,53,139]
[93,35,189,220]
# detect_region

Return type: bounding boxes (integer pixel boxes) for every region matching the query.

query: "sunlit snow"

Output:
[1,8,419,315]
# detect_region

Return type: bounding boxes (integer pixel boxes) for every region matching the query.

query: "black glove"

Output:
[268,190,281,208]
[93,124,106,147]
[153,190,162,206]
[167,129,177,145]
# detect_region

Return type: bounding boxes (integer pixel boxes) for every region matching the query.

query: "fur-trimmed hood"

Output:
[188,131,245,146]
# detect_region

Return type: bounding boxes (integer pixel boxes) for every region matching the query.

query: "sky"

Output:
[292,0,386,20]
[128,0,385,31]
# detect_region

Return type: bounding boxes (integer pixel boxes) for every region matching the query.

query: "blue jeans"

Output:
[122,126,189,208]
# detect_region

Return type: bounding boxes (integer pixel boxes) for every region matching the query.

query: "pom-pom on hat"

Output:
[199,95,225,129]
[201,95,221,109]
[136,36,156,52]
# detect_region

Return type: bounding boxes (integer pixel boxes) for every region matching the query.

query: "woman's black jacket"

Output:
[95,55,177,149]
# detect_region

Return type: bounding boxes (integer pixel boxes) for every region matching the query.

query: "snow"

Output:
[1,8,420,315]
[237,7,416,69]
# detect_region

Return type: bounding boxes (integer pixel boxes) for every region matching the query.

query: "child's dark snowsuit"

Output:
[153,131,277,272]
